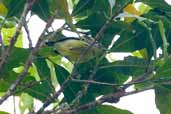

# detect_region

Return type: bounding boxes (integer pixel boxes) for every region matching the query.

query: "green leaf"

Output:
[23,76,54,101]
[49,0,70,18]
[88,71,123,96]
[92,0,111,16]
[158,20,169,58]
[142,9,171,54]
[55,60,95,104]
[72,0,133,18]
[72,0,95,16]
[0,2,8,16]
[76,13,131,47]
[1,18,16,28]
[48,0,75,30]
[55,64,82,103]
[31,0,51,21]
[3,0,26,18]
[112,21,158,58]
[101,21,130,47]
[79,93,95,105]
[91,56,147,95]
[76,12,106,32]
[79,105,133,114]
[155,86,171,114]
[25,58,55,101]
[0,111,10,114]
[0,47,29,75]
[19,93,34,114]
[99,56,147,76]
[156,57,171,78]
[132,48,148,59]
[46,60,58,86]
[0,71,17,94]
[137,0,171,12]
[2,62,53,101]
[0,63,54,100]
[3,0,51,21]
[34,58,51,81]
[112,22,145,52]
[97,105,133,114]
[1,27,23,48]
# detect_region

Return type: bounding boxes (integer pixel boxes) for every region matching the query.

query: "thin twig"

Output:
[123,69,154,89]
[0,18,7,61]
[24,20,33,48]
[71,79,118,86]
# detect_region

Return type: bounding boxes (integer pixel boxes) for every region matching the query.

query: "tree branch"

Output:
[56,85,154,114]
[24,20,33,48]
[71,79,119,86]
[123,68,154,89]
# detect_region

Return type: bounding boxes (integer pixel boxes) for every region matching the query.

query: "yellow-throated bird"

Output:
[46,37,104,63]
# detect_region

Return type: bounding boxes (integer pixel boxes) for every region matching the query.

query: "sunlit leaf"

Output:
[132,48,148,59]
[19,93,34,114]
[137,0,171,12]
[124,3,141,23]
[1,27,23,48]
[0,111,10,114]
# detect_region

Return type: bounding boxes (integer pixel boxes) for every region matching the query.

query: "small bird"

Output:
[46,37,104,63]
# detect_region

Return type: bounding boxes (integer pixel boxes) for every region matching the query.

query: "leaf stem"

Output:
[158,20,169,59]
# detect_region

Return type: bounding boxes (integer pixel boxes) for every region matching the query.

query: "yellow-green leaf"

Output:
[132,48,148,59]
[0,2,8,16]
[1,27,23,48]
[123,4,141,23]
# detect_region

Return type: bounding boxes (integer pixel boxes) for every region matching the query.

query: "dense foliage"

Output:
[0,0,171,114]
